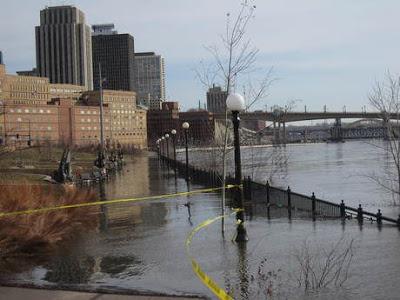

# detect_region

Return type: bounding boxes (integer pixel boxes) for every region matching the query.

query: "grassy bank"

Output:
[0,184,99,272]
[0,145,98,184]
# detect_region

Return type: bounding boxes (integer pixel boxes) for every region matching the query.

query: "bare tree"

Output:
[368,71,400,203]
[228,237,355,299]
[195,1,276,230]
[292,238,355,292]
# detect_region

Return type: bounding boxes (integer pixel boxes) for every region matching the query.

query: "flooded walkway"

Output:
[1,152,400,299]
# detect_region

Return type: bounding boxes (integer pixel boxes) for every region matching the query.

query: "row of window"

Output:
[79,110,97,115]
[9,108,52,114]
[9,92,48,100]
[79,130,145,136]
[11,77,47,84]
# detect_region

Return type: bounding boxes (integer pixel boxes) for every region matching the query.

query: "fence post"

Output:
[340,200,346,219]
[357,204,363,223]
[376,209,382,225]
[311,192,316,221]
[266,181,270,206]
[287,186,292,219]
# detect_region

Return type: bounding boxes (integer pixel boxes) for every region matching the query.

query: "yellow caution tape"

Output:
[186,209,242,300]
[0,182,242,299]
[0,185,237,218]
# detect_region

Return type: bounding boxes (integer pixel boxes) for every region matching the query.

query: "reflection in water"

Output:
[236,242,249,299]
[99,181,108,232]
[100,256,142,276]
[45,255,95,284]
[335,142,344,165]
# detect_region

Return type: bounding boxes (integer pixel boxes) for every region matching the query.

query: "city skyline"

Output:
[2,0,400,112]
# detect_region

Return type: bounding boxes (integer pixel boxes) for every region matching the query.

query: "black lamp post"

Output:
[171,129,177,170]
[226,93,248,243]
[182,122,190,181]
[165,133,170,162]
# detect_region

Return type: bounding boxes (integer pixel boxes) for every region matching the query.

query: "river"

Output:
[184,139,400,218]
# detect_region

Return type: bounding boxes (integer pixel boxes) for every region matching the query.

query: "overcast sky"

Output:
[1,0,400,112]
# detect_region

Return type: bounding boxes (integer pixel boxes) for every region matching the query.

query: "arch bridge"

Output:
[214,111,398,144]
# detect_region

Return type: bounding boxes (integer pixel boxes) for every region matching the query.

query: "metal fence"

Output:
[161,153,398,226]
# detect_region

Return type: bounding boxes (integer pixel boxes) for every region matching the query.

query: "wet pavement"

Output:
[0,286,204,300]
[1,151,400,299]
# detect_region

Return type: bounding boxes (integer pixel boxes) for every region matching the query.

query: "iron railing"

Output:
[160,153,398,226]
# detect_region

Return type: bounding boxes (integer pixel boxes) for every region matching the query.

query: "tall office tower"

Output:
[207,84,228,113]
[0,51,3,65]
[92,24,135,91]
[134,52,165,110]
[35,5,93,90]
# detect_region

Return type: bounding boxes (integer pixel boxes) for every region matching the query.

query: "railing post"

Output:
[311,192,316,221]
[376,209,382,225]
[287,186,292,219]
[340,200,346,219]
[266,181,270,206]
[357,204,363,223]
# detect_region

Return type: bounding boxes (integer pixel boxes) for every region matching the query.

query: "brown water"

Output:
[1,150,400,300]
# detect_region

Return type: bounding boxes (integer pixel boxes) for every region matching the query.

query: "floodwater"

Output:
[1,148,400,300]
[185,140,400,218]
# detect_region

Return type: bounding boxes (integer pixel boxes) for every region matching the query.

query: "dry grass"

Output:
[0,184,99,261]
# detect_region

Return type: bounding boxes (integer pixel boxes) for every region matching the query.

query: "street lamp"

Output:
[165,133,170,161]
[226,93,248,242]
[171,129,177,170]
[182,122,190,181]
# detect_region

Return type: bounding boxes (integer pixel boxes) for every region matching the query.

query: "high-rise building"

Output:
[206,84,227,113]
[0,51,3,65]
[92,24,135,91]
[35,5,93,90]
[134,52,165,110]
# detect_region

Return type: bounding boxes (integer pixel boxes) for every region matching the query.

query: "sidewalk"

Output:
[0,286,205,300]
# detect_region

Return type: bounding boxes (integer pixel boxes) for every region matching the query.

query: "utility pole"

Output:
[99,63,105,152]
[28,119,31,146]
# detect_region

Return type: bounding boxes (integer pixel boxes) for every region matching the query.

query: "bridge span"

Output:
[214,111,398,123]
[214,111,399,144]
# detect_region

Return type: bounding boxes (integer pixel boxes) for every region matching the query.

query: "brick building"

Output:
[147,102,179,147]
[0,63,147,149]
[147,102,215,148]
[82,90,147,148]
[179,110,215,146]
